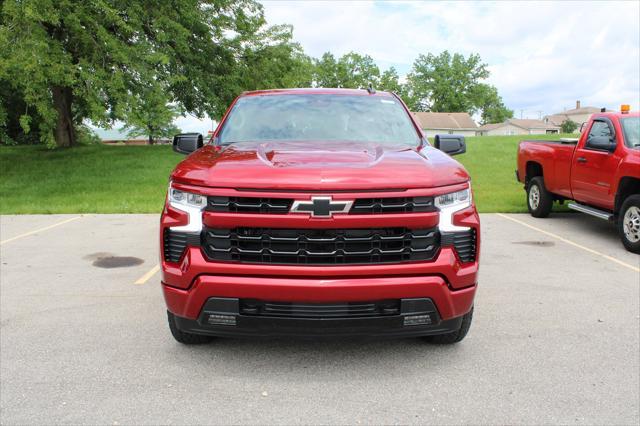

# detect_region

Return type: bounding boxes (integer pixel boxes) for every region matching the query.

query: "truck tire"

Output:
[167,311,214,345]
[618,195,640,254]
[527,177,553,218]
[424,307,473,344]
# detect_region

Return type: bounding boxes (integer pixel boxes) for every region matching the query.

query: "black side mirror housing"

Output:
[579,122,587,134]
[434,134,466,156]
[587,135,616,152]
[173,133,203,154]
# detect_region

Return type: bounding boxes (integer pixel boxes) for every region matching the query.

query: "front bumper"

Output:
[163,273,476,322]
[170,296,466,338]
[160,198,480,337]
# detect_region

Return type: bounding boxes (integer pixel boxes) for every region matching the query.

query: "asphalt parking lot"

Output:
[1,213,638,425]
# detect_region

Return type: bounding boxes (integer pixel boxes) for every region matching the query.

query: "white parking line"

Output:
[134,264,160,285]
[0,216,83,245]
[497,213,639,273]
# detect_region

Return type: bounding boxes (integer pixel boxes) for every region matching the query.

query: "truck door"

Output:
[570,118,621,209]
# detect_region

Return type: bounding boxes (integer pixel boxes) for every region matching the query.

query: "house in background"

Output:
[544,101,604,131]
[412,112,478,137]
[476,119,560,136]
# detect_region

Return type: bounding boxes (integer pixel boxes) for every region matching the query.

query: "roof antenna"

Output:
[367,83,376,94]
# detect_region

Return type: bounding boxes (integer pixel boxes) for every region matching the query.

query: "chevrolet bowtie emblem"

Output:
[290,196,353,218]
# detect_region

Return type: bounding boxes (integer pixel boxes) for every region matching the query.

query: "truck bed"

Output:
[517,139,576,199]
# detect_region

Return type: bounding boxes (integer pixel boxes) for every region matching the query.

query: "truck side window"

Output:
[586,121,613,149]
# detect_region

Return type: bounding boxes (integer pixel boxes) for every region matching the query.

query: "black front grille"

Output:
[441,229,477,263]
[202,227,439,265]
[207,196,293,214]
[351,197,435,214]
[207,196,435,215]
[240,299,400,318]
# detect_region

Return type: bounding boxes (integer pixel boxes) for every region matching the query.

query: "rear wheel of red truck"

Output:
[167,311,214,345]
[424,307,473,344]
[618,195,640,254]
[527,177,553,218]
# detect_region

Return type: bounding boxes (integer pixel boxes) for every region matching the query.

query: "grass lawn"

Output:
[457,133,573,213]
[0,134,574,214]
[0,145,180,214]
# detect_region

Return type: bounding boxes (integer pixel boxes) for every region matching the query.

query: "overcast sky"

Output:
[176,0,640,133]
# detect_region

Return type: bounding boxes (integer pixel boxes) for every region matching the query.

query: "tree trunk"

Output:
[51,86,76,147]
[148,126,155,145]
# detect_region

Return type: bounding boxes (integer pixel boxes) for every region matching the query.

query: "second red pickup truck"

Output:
[517,107,640,253]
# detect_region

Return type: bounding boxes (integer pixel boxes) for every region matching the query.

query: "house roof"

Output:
[476,122,504,131]
[545,114,569,126]
[477,119,560,131]
[561,106,602,115]
[412,112,477,129]
[509,119,560,129]
[545,107,611,126]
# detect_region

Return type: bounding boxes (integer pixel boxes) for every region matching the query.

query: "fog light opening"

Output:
[207,314,236,326]
[404,314,433,326]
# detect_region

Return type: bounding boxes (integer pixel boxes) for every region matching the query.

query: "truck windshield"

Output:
[621,117,640,149]
[218,94,420,148]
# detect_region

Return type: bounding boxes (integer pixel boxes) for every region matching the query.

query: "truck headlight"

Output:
[169,188,207,208]
[168,183,207,232]
[435,188,471,209]
[436,187,472,232]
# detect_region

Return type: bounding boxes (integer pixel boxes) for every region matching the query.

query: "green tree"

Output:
[561,119,578,133]
[379,67,402,93]
[379,66,416,105]
[406,51,490,112]
[313,53,340,88]
[313,52,347,87]
[0,80,41,145]
[0,0,277,148]
[475,84,513,124]
[336,52,380,88]
[313,51,380,89]
[235,24,314,91]
[120,86,182,144]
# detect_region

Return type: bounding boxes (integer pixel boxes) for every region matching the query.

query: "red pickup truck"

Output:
[517,108,640,252]
[160,88,480,344]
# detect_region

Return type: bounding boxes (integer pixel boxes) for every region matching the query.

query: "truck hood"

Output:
[171,141,470,190]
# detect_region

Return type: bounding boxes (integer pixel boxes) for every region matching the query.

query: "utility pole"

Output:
[520,109,524,119]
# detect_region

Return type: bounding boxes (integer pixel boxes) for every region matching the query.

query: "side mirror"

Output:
[173,133,203,154]
[587,135,616,152]
[579,122,587,134]
[434,134,466,156]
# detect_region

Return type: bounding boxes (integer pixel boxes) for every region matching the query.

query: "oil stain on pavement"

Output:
[512,240,555,247]
[84,252,144,268]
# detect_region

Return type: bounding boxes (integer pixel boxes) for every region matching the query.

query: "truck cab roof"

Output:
[591,110,639,120]
[240,88,395,98]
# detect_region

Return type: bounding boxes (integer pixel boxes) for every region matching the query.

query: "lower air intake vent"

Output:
[240,299,400,318]
[163,229,200,263]
[441,229,477,263]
